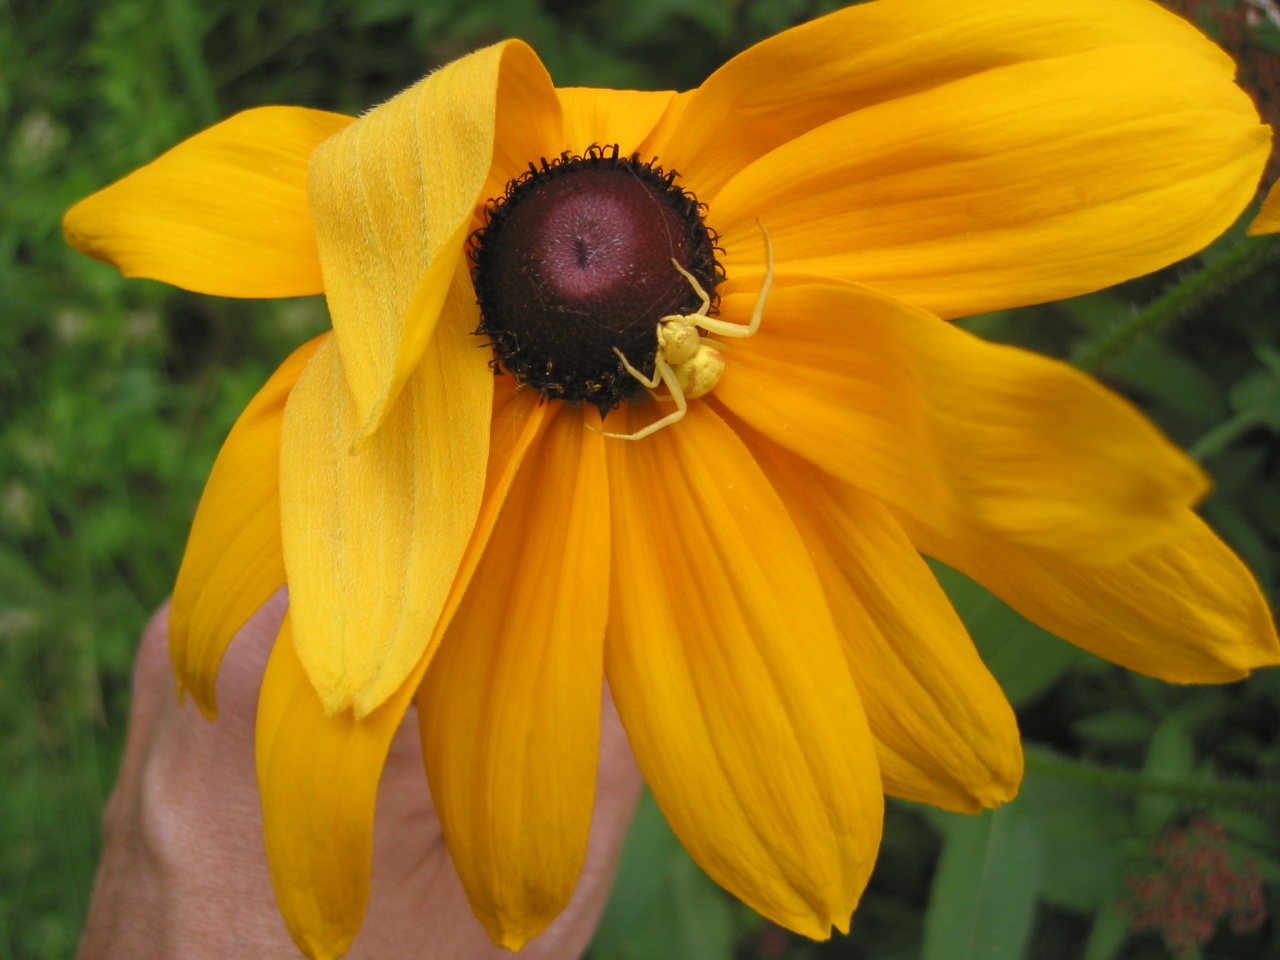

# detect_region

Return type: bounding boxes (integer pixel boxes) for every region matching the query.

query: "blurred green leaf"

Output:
[589,790,733,960]
[1191,346,1280,461]
[1103,337,1228,432]
[1071,710,1156,751]
[1083,901,1131,960]
[921,804,1043,960]
[930,561,1086,707]
[1136,715,1196,836]
[1017,775,1128,913]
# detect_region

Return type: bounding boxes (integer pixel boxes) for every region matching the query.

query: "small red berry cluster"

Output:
[1118,816,1266,958]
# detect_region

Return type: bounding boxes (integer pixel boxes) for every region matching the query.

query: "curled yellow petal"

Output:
[419,408,609,950]
[899,508,1280,684]
[64,107,353,297]
[715,280,1205,563]
[309,40,561,438]
[170,335,322,717]
[604,402,882,939]
[279,261,491,717]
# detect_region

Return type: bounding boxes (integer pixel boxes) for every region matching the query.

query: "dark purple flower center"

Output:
[469,146,721,415]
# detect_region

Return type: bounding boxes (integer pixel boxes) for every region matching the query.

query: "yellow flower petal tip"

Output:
[63,107,353,298]
[489,919,552,954]
[1247,181,1280,235]
[67,0,1280,952]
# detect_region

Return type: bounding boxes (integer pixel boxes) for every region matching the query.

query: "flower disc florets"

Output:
[470,145,722,414]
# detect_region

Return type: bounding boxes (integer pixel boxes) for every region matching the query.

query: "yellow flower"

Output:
[65,0,1280,957]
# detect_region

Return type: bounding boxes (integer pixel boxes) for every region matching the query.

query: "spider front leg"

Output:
[611,345,662,390]
[687,219,774,340]
[590,353,689,441]
[669,259,712,321]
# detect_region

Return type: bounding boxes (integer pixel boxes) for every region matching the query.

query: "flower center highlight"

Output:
[470,145,722,415]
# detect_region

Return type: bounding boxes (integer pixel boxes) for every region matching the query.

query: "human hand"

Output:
[78,592,644,959]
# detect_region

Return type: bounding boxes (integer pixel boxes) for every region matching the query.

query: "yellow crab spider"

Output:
[594,220,773,441]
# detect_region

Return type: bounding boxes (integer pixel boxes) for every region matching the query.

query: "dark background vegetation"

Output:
[2,1,1279,958]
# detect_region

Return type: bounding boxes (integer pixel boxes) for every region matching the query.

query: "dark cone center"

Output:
[470,146,721,414]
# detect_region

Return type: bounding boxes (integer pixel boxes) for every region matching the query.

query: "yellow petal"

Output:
[743,433,1021,813]
[170,335,322,717]
[63,107,352,297]
[711,42,1267,318]
[1247,181,1280,235]
[257,378,549,960]
[279,260,491,717]
[713,280,1206,563]
[309,40,560,438]
[557,87,675,158]
[419,407,609,950]
[256,611,424,960]
[603,401,882,939]
[651,0,1253,207]
[899,508,1280,684]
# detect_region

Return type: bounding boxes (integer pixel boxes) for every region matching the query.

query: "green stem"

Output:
[1074,234,1280,373]
[1024,747,1280,809]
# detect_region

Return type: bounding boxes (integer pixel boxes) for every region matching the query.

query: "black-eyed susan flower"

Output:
[64,0,1280,957]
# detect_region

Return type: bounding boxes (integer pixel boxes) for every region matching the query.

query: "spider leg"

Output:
[590,357,688,440]
[692,220,773,339]
[669,258,712,319]
[612,346,662,389]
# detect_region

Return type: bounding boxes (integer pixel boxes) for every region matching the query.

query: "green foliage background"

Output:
[2,1,1278,958]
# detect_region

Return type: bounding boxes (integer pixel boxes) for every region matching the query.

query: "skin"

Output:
[78,592,644,959]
